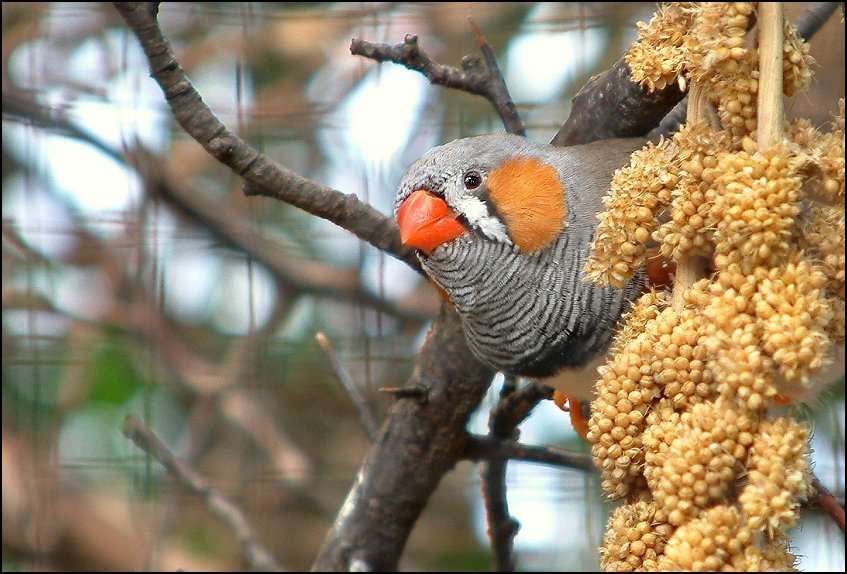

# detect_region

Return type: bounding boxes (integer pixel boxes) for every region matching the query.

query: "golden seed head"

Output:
[586,143,677,287]
[739,417,813,536]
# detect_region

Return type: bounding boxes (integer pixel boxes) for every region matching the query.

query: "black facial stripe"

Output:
[474,183,514,243]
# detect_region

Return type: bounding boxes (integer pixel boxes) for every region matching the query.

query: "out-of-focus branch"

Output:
[811,475,846,533]
[316,332,380,443]
[350,28,525,136]
[1,89,436,322]
[111,2,421,273]
[3,215,317,489]
[122,415,284,572]
[463,436,595,473]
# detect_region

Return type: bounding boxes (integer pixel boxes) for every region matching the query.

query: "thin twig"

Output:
[481,379,555,571]
[122,415,284,572]
[811,475,846,533]
[482,458,518,572]
[483,376,519,571]
[316,332,380,443]
[469,18,526,136]
[464,435,596,473]
[350,29,526,136]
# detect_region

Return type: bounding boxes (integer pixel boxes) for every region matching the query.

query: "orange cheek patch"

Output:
[487,157,566,252]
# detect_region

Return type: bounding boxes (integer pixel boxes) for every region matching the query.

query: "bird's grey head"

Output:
[394,133,538,245]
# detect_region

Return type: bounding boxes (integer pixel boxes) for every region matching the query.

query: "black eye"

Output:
[463,170,482,190]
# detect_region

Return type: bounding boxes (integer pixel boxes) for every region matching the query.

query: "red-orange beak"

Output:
[397,189,468,255]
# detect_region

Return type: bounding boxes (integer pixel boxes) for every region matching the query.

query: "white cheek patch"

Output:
[449,193,511,244]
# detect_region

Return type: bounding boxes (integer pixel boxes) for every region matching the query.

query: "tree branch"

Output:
[811,475,846,533]
[122,414,284,572]
[2,89,435,321]
[311,305,495,571]
[350,27,525,136]
[463,436,596,473]
[551,55,684,147]
[480,380,555,571]
[111,2,420,273]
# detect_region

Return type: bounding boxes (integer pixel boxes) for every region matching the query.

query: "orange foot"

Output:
[552,391,589,440]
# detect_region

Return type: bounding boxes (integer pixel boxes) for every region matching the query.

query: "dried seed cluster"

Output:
[653,124,728,259]
[650,401,755,526]
[586,3,843,571]
[600,500,671,571]
[739,416,814,536]
[587,291,665,499]
[584,144,677,288]
[657,506,798,571]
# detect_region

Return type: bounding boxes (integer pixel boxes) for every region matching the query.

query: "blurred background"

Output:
[2,2,844,571]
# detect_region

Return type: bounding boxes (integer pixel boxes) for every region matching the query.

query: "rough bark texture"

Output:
[550,58,684,147]
[312,305,495,571]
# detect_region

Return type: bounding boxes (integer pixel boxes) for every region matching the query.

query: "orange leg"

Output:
[552,391,590,440]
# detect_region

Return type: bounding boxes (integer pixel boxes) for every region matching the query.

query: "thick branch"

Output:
[312,305,495,571]
[550,57,684,147]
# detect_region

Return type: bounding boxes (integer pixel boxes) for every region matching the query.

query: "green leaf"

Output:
[89,338,146,405]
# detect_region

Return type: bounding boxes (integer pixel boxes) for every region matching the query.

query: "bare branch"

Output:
[795,2,843,41]
[489,381,555,438]
[480,379,555,571]
[482,377,519,572]
[350,29,525,136]
[464,436,596,473]
[122,414,284,572]
[111,2,420,272]
[311,305,495,571]
[551,57,684,147]
[811,475,846,533]
[316,332,380,443]
[2,89,435,321]
[469,18,526,136]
